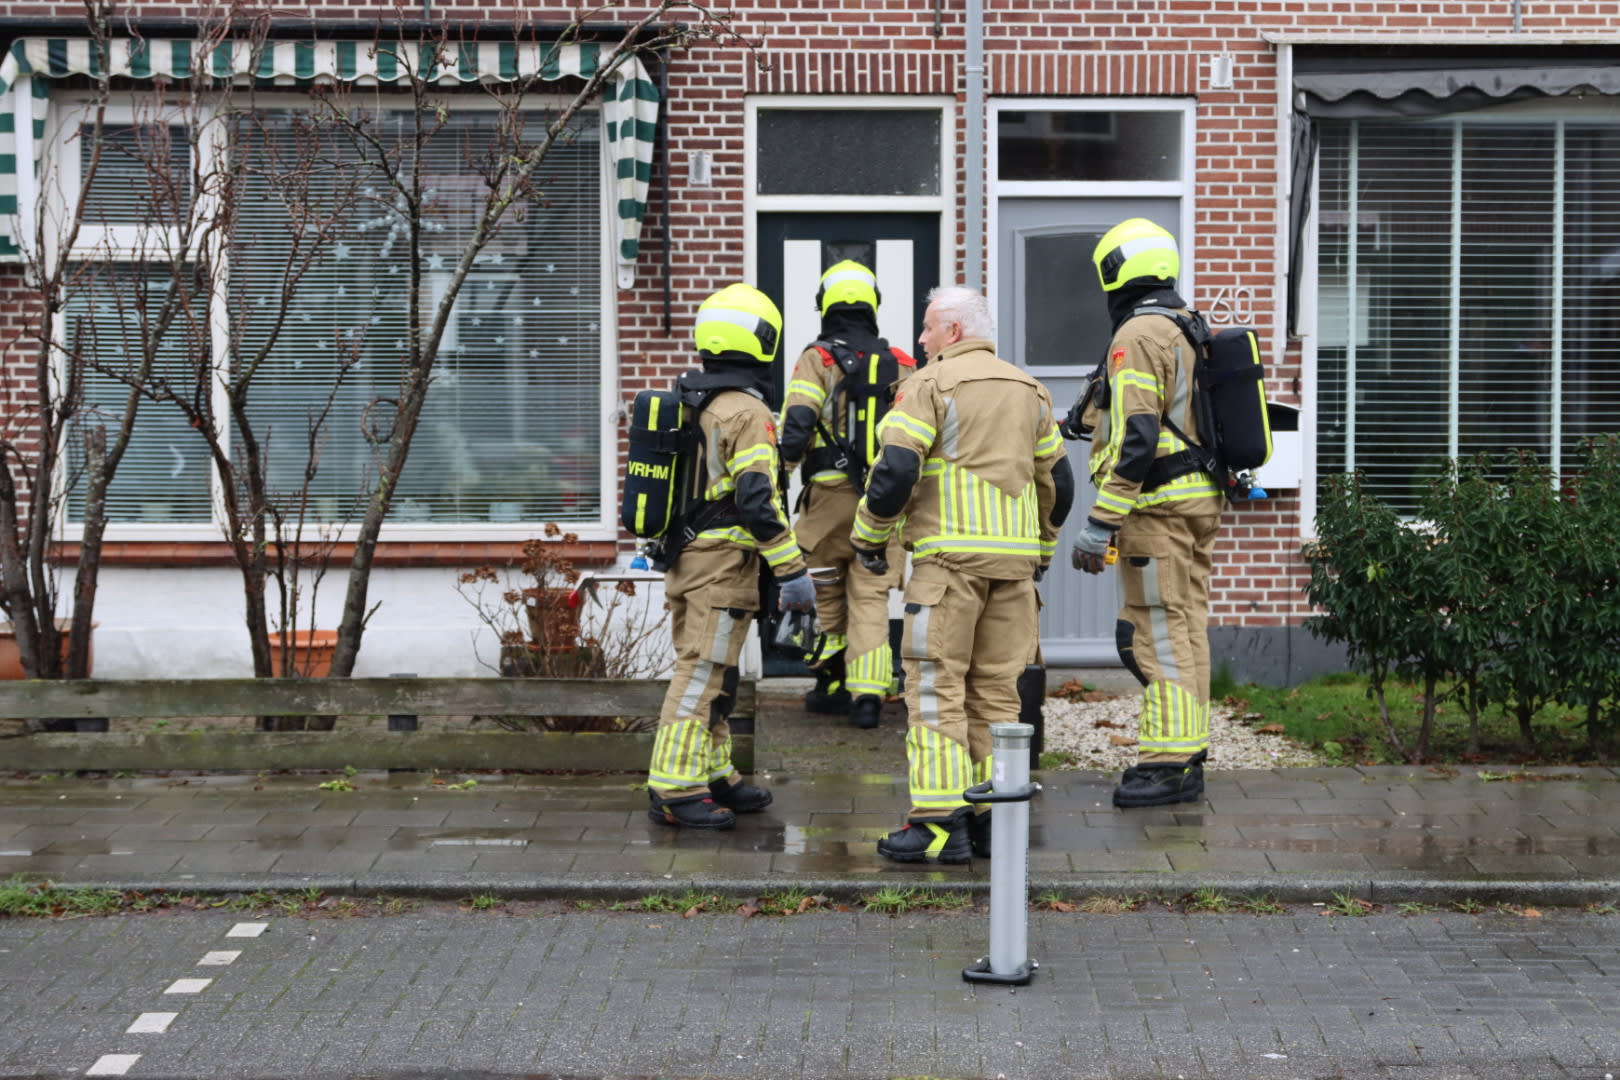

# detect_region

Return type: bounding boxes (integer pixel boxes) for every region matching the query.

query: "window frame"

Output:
[1300,94,1620,531]
[986,97,1197,380]
[43,88,620,542]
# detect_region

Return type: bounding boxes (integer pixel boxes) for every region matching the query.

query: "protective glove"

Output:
[852,544,889,576]
[777,573,817,613]
[1070,517,1117,576]
[1033,563,1048,584]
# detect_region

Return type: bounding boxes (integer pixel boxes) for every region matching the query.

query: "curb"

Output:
[34,873,1620,909]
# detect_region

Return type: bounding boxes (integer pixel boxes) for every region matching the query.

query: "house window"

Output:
[756,109,941,196]
[55,97,607,530]
[1316,107,1620,514]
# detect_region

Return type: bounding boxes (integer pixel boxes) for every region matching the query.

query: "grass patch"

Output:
[860,887,971,914]
[1074,894,1146,915]
[1216,673,1616,765]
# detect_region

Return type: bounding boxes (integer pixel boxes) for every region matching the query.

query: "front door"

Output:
[756,211,941,676]
[997,196,1180,664]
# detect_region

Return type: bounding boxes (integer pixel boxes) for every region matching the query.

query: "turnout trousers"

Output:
[797,484,901,698]
[1114,502,1223,763]
[647,544,758,800]
[898,559,1038,819]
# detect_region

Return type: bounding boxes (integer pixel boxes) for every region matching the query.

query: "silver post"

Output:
[963,721,1040,986]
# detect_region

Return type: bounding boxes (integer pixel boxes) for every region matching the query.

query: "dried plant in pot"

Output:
[456,525,671,733]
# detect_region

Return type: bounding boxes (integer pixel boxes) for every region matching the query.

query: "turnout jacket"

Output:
[1084,307,1221,529]
[688,388,808,582]
[851,338,1068,580]
[779,340,917,490]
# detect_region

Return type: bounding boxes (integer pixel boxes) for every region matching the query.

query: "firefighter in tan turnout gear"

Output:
[851,285,1074,864]
[645,283,816,831]
[1071,218,1223,808]
[779,261,916,729]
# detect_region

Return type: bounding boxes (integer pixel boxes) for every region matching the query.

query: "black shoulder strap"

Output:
[1124,307,1224,486]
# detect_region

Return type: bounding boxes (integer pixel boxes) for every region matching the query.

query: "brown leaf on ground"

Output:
[1092,718,1124,730]
[1521,907,1543,918]
[737,901,760,919]
[1108,734,1138,747]
[1044,899,1078,912]
[1256,724,1286,735]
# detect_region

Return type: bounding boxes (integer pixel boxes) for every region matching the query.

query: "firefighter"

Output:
[645,283,817,831]
[852,285,1073,863]
[1071,218,1224,808]
[779,260,916,729]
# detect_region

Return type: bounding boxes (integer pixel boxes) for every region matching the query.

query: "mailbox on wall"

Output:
[1259,402,1302,490]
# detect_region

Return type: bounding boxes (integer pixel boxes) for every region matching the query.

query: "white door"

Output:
[997,196,1180,664]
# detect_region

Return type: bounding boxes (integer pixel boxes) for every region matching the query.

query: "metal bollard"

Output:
[962,721,1041,986]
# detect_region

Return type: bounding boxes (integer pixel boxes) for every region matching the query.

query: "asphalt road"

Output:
[3,903,1619,1080]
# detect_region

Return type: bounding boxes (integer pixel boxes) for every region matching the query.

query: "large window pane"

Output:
[998,110,1180,182]
[64,264,215,523]
[1316,110,1620,516]
[757,110,939,196]
[64,104,605,529]
[228,108,602,526]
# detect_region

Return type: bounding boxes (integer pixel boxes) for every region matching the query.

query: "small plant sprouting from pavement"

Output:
[465,893,502,911]
[318,778,354,792]
[861,887,971,915]
[1324,892,1376,917]
[1236,894,1288,915]
[636,891,722,916]
[1584,901,1618,915]
[745,889,829,917]
[1396,901,1441,916]
[1451,897,1487,914]
[1182,887,1234,914]
[1033,891,1078,911]
[1076,894,1146,915]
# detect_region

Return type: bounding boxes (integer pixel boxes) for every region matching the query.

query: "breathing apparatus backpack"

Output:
[621,369,758,570]
[1060,307,1272,500]
[800,337,911,493]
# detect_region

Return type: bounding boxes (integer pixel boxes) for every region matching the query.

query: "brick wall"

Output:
[2,0,1617,624]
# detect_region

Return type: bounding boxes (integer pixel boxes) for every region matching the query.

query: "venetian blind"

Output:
[69,105,605,528]
[1315,109,1620,516]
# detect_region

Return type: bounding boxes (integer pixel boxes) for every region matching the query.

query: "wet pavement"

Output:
[2,691,1618,906]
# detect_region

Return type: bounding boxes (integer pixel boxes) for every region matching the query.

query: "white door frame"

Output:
[744,94,956,298]
[987,96,1197,375]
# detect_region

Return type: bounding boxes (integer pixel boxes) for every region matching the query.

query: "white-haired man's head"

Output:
[918,286,994,362]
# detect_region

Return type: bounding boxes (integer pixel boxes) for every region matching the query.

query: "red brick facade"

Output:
[3,0,1617,640]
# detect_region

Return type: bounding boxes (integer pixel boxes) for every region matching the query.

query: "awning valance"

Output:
[1293,47,1620,118]
[0,37,659,282]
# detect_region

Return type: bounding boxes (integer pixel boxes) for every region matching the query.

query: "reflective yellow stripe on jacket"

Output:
[908,460,1044,559]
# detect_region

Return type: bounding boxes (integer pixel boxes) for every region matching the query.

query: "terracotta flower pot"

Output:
[0,619,92,679]
[269,629,338,678]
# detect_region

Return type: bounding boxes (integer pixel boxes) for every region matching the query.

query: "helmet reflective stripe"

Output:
[817,259,880,316]
[820,266,876,290]
[1093,218,1179,292]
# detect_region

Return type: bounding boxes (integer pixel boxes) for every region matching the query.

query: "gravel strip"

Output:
[1043,693,1325,771]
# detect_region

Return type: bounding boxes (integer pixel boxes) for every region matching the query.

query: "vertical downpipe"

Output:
[964,0,985,290]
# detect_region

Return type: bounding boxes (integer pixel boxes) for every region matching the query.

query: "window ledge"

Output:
[51,540,622,569]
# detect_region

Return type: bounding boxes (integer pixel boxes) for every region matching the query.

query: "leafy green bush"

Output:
[1306,437,1620,762]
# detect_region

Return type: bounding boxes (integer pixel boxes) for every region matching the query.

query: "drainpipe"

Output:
[963,0,985,291]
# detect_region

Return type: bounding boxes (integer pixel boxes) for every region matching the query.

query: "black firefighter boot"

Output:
[876,806,973,865]
[1112,751,1207,809]
[804,652,852,715]
[708,776,773,813]
[647,790,736,830]
[968,808,992,858]
[849,694,882,730]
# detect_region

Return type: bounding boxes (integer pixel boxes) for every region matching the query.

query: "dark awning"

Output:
[1294,45,1620,118]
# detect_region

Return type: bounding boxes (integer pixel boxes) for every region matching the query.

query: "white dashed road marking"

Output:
[86,921,272,1074]
[126,1013,177,1034]
[163,978,212,994]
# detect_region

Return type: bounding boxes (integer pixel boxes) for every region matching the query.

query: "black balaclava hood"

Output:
[818,304,883,357]
[1106,276,1188,331]
[697,354,777,409]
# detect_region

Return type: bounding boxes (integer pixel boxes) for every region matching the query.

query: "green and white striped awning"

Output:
[0,37,659,281]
